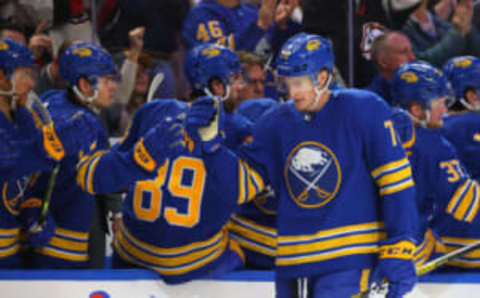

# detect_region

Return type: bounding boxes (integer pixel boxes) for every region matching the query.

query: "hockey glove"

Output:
[19,198,56,248]
[133,117,185,172]
[185,96,225,154]
[26,212,56,248]
[378,239,417,298]
[41,113,98,161]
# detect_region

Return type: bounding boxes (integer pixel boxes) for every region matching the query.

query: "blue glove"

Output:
[26,212,56,248]
[41,113,97,161]
[378,239,417,298]
[185,96,225,154]
[18,198,55,248]
[133,117,185,172]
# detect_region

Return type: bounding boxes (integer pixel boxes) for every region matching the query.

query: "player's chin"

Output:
[293,99,307,112]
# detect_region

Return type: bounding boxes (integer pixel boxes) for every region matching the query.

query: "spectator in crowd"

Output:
[34,39,81,95]
[402,0,480,67]
[101,26,150,137]
[237,51,266,105]
[102,51,151,137]
[366,31,416,104]
[302,0,422,87]
[98,0,190,100]
[0,24,27,45]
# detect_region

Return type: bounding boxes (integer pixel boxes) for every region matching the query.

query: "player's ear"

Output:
[316,69,329,89]
[465,89,476,105]
[77,77,93,96]
[209,78,225,97]
[408,102,424,119]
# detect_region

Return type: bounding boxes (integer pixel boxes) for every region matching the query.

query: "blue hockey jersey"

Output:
[240,89,418,278]
[24,89,108,268]
[229,98,280,269]
[0,105,64,268]
[77,99,265,284]
[392,108,480,267]
[182,0,269,52]
[442,112,480,180]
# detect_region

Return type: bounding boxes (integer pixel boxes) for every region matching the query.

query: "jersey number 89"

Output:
[132,156,206,228]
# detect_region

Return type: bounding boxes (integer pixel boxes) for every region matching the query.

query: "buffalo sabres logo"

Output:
[285,142,341,208]
[201,47,220,57]
[253,185,277,215]
[400,71,418,83]
[73,47,93,57]
[454,57,472,68]
[306,39,321,51]
[0,40,8,51]
[2,175,38,216]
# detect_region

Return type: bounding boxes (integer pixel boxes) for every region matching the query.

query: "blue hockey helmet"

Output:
[184,43,242,92]
[391,61,452,110]
[275,33,334,86]
[59,42,117,88]
[442,56,480,109]
[0,37,33,79]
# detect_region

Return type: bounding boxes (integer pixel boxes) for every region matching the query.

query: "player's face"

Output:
[428,96,448,128]
[94,75,118,109]
[241,64,265,100]
[11,66,35,106]
[465,87,480,109]
[226,72,245,102]
[285,75,316,112]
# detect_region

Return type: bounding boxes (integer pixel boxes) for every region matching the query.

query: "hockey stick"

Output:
[359,240,480,297]
[416,239,480,275]
[28,92,61,229]
[147,72,165,102]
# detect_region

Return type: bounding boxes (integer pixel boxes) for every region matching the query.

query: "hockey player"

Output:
[74,46,266,284]
[19,42,121,268]
[0,38,83,268]
[235,33,418,297]
[390,61,480,270]
[441,56,480,180]
[185,43,282,270]
[184,43,252,151]
[228,97,280,269]
[182,0,298,55]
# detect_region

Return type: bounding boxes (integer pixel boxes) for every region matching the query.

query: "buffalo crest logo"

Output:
[285,142,341,208]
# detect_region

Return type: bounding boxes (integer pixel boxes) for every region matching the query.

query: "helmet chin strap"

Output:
[204,85,230,101]
[408,110,430,128]
[305,74,332,112]
[73,85,100,113]
[460,98,480,111]
[0,78,17,108]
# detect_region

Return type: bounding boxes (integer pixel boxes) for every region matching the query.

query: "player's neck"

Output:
[0,96,12,121]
